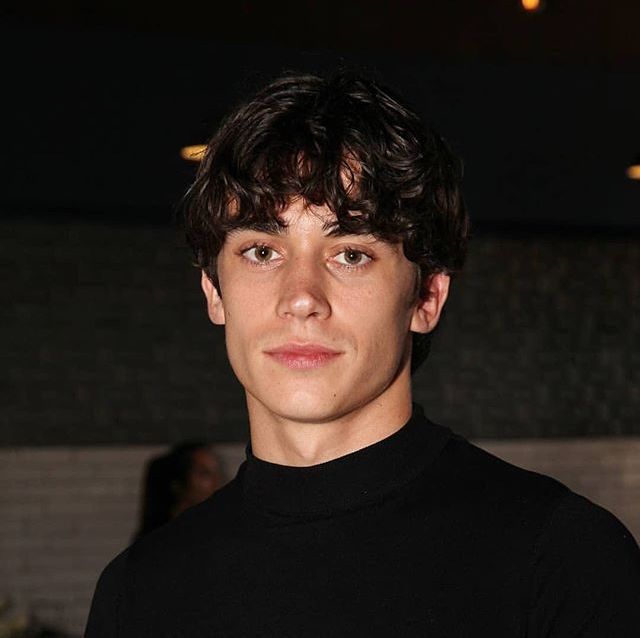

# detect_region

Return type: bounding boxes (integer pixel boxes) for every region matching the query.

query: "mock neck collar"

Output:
[239,404,451,519]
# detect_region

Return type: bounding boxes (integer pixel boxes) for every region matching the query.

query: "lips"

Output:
[264,343,343,370]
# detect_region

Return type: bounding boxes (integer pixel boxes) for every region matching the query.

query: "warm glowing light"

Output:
[521,0,542,11]
[180,144,207,162]
[626,164,640,180]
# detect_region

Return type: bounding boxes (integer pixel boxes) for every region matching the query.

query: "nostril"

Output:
[276,285,331,320]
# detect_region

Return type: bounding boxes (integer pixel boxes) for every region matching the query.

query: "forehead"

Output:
[226,199,384,243]
[278,200,339,233]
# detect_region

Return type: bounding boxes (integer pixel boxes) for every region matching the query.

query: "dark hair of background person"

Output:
[135,441,222,539]
[181,70,471,372]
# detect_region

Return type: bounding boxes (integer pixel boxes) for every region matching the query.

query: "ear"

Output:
[410,272,451,334]
[200,270,226,325]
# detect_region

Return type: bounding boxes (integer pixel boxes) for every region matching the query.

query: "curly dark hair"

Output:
[182,70,470,371]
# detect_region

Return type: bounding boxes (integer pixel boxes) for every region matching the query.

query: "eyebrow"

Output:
[228,220,284,235]
[228,220,372,239]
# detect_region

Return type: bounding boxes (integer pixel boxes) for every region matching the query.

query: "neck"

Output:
[246,365,414,467]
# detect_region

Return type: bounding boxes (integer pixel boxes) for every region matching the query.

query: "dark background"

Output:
[2,1,639,444]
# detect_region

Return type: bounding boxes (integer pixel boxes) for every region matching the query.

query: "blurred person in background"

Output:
[135,442,223,539]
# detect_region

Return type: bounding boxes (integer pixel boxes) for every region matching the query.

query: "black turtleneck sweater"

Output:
[85,406,640,637]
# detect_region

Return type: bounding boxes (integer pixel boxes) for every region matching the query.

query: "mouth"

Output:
[263,343,343,370]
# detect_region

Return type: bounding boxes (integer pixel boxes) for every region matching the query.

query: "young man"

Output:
[86,72,640,637]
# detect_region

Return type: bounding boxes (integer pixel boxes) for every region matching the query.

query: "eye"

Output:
[333,248,372,268]
[242,244,281,264]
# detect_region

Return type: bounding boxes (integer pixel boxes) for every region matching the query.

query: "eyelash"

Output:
[239,244,374,270]
[334,246,374,269]
[240,245,279,266]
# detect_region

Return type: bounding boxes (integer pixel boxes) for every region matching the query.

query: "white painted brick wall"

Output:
[0,444,245,636]
[0,439,638,636]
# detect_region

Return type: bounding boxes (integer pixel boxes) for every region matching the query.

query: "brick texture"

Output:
[2,217,639,443]
[0,445,245,635]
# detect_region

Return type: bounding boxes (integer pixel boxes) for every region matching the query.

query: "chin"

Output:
[257,384,353,424]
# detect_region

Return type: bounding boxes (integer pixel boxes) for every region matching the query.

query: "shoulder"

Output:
[85,477,245,635]
[536,489,639,560]
[89,475,243,602]
[129,475,244,564]
[433,430,640,634]
[431,429,638,551]
[525,490,640,635]
[433,431,573,519]
[531,489,640,591]
[85,546,130,637]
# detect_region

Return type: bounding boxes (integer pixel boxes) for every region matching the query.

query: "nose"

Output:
[276,260,331,321]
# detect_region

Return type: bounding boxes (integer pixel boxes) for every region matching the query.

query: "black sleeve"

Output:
[84,551,128,638]
[526,491,640,638]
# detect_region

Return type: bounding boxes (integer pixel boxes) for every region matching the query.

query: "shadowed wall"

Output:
[3,216,638,444]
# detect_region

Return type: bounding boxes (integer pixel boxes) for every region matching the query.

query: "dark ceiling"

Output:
[2,1,639,229]
[5,0,640,68]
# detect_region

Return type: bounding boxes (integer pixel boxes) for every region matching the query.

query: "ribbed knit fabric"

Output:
[86,405,640,637]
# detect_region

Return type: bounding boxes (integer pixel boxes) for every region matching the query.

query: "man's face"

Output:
[203,199,435,426]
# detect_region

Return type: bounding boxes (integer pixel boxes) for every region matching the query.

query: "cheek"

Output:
[222,293,267,373]
[340,284,413,352]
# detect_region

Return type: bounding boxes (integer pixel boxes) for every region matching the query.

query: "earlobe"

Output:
[200,270,226,325]
[410,272,450,334]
